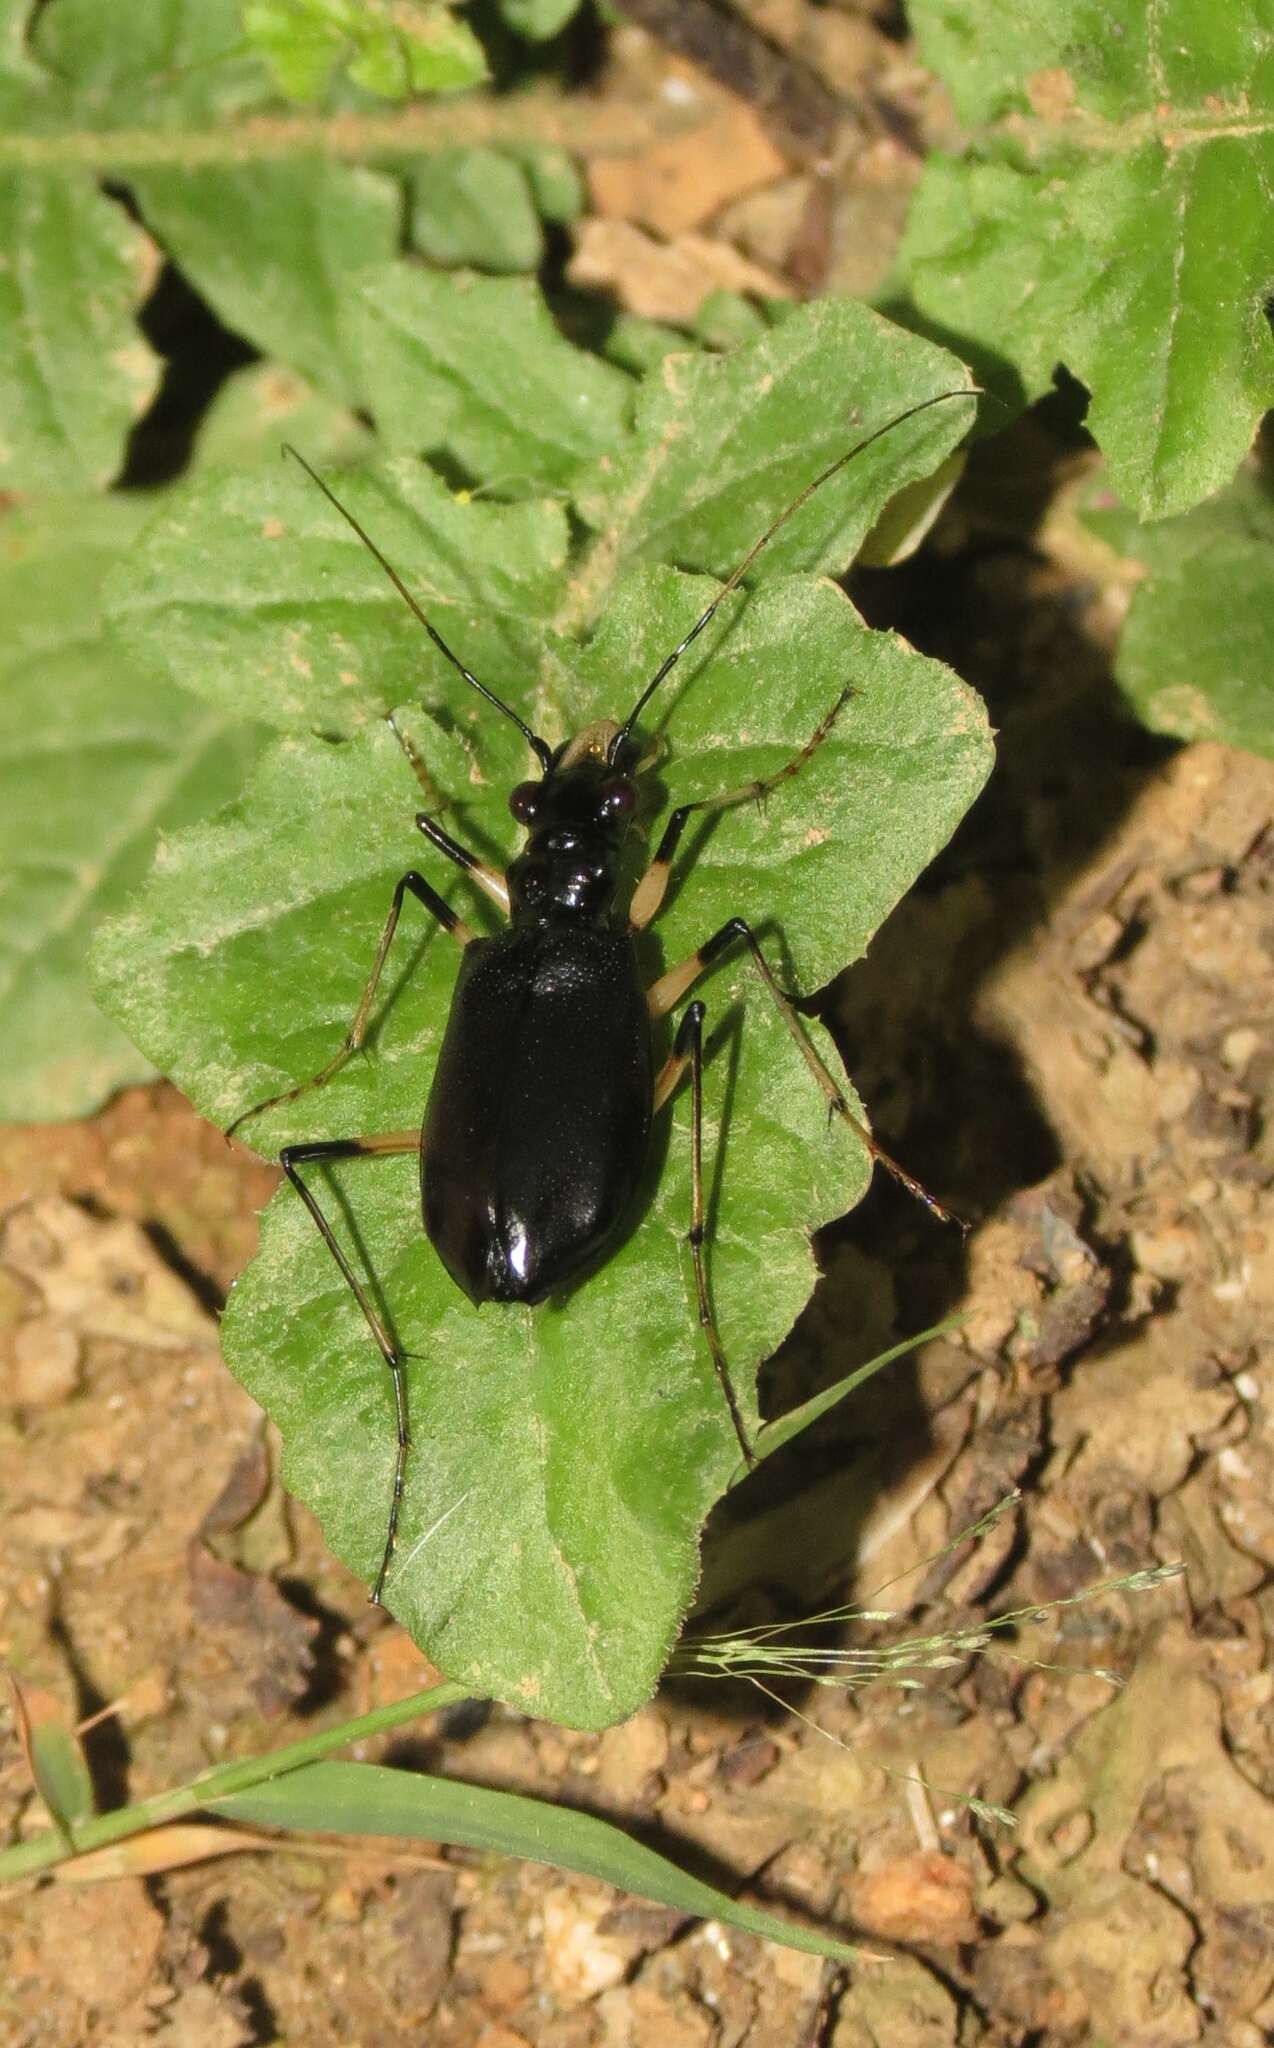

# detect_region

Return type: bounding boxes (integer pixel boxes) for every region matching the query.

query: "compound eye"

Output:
[509,781,541,825]
[600,776,637,820]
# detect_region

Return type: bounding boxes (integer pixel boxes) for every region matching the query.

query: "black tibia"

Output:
[650,917,962,1226]
[674,999,754,1466]
[280,1130,419,1606]
[226,868,473,1140]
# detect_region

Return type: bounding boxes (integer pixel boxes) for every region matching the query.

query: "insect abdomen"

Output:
[422,927,653,1305]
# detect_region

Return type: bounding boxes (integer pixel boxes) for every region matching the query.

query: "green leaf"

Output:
[597,312,698,378]
[1084,465,1274,756]
[10,1678,96,1841]
[571,298,978,593]
[0,496,264,1121]
[193,362,374,471]
[356,266,634,487]
[896,0,1274,519]
[0,172,161,490]
[92,304,990,1724]
[694,289,771,352]
[104,459,571,735]
[212,1759,857,1962]
[497,0,580,41]
[408,148,544,272]
[93,571,989,1726]
[502,142,583,225]
[130,161,401,407]
[243,0,488,102]
[30,0,268,125]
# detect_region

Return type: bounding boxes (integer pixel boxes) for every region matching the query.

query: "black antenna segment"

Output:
[283,444,553,771]
[609,386,981,761]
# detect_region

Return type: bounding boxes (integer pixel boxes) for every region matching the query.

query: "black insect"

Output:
[229,392,974,1603]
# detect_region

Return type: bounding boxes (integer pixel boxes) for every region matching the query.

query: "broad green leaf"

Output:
[243,0,488,101]
[93,308,989,1721]
[105,459,571,734]
[501,142,583,225]
[93,564,991,1726]
[897,0,1274,519]
[130,162,400,408]
[355,266,634,487]
[694,289,772,352]
[0,172,161,490]
[1083,465,1274,756]
[213,1760,857,1962]
[0,496,264,1120]
[498,0,580,41]
[409,149,544,272]
[597,312,698,378]
[193,362,373,471]
[30,0,268,124]
[0,0,57,124]
[571,297,978,595]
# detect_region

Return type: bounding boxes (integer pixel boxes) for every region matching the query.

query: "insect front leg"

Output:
[628,689,850,932]
[653,1001,754,1467]
[228,868,475,1139]
[280,1130,422,1603]
[649,918,961,1227]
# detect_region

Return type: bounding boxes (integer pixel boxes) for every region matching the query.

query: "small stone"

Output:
[11,1316,80,1405]
[1072,911,1124,972]
[542,1888,628,2006]
[1222,1026,1261,1073]
[324,1886,362,1922]
[1129,1224,1197,1282]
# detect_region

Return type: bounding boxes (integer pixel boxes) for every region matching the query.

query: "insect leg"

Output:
[415,812,510,916]
[386,715,512,916]
[648,918,961,1227]
[629,690,849,931]
[653,1001,754,1465]
[227,870,473,1139]
[280,1129,420,1605]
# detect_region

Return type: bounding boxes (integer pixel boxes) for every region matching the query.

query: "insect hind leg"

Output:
[649,918,964,1229]
[653,1001,755,1466]
[280,1130,420,1604]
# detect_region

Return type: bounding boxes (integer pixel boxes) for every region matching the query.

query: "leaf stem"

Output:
[0,1680,468,1886]
[0,97,695,172]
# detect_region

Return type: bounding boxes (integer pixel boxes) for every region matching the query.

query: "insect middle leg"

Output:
[228,859,481,1138]
[648,918,960,1225]
[280,1129,421,1604]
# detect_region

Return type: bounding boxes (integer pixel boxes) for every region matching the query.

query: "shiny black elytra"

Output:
[228,393,974,1603]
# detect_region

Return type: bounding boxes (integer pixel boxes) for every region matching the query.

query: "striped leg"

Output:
[628,689,849,933]
[389,713,511,916]
[649,917,962,1227]
[227,869,473,1140]
[280,1130,421,1604]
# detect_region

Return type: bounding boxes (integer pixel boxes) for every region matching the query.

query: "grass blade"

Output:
[734,1312,969,1481]
[212,1760,857,1963]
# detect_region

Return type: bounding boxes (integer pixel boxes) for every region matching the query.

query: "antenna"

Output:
[609,387,981,762]
[283,445,552,771]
